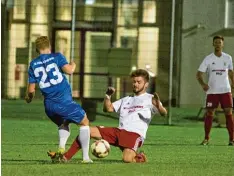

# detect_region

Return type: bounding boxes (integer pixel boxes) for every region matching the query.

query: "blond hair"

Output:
[35,36,50,53]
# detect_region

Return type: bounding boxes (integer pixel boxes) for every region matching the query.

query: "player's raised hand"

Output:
[70,61,76,72]
[106,87,115,96]
[152,92,160,106]
[153,92,160,101]
[70,61,76,66]
[202,84,209,92]
[152,92,167,116]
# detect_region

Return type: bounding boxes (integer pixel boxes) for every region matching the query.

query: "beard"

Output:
[133,84,146,95]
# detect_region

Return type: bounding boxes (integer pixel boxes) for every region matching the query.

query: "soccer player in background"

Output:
[50,69,167,163]
[196,35,234,146]
[25,36,93,163]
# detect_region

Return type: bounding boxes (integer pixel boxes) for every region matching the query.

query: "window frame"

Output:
[11,0,29,23]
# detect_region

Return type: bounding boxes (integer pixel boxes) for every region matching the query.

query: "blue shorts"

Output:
[44,100,86,126]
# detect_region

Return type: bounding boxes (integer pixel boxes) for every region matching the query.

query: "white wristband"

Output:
[105,94,111,99]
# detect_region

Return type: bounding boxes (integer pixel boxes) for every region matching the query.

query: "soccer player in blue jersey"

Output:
[25,36,92,163]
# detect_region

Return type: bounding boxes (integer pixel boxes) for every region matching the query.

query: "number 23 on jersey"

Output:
[34,63,63,88]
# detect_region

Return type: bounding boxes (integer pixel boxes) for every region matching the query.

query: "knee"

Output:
[80,115,90,126]
[122,155,134,163]
[90,128,96,137]
[59,123,70,131]
[206,109,215,116]
[89,127,102,139]
[223,108,232,116]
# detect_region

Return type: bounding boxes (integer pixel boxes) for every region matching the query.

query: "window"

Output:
[116,27,138,48]
[117,0,139,26]
[85,0,95,5]
[142,0,156,24]
[55,0,72,21]
[13,0,26,20]
[55,0,113,22]
[31,0,49,23]
[225,0,234,28]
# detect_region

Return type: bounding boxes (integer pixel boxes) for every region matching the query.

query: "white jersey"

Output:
[112,93,159,139]
[198,52,233,94]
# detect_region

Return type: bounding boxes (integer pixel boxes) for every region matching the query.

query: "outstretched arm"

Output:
[25,83,36,103]
[152,93,167,116]
[103,87,115,112]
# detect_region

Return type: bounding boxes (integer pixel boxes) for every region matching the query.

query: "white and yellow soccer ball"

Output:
[91,139,110,158]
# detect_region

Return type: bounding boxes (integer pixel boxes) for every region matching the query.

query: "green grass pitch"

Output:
[1,100,234,176]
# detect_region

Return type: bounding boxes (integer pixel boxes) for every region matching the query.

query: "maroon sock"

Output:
[204,115,213,140]
[225,114,234,141]
[64,136,81,160]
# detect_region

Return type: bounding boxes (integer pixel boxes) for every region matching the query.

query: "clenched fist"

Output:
[152,92,161,107]
[25,96,32,103]
[153,92,160,101]
[202,84,209,92]
[106,87,115,96]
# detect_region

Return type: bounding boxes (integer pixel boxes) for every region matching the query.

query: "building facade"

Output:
[2,0,233,107]
[180,0,234,107]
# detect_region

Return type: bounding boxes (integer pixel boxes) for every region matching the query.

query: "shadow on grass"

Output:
[2,158,124,165]
[64,158,123,164]
[1,143,58,146]
[1,159,50,165]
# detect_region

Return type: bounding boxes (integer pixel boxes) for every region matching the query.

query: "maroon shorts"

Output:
[206,92,233,108]
[96,126,144,151]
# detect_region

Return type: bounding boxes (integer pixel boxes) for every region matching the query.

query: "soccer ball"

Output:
[91,139,110,158]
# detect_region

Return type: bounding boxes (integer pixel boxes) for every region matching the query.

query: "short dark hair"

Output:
[213,35,224,42]
[130,69,149,82]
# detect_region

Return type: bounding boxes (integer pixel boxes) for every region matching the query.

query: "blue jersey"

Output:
[28,53,72,103]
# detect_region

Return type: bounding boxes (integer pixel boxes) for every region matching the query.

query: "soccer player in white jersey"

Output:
[196,35,234,146]
[50,69,167,163]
